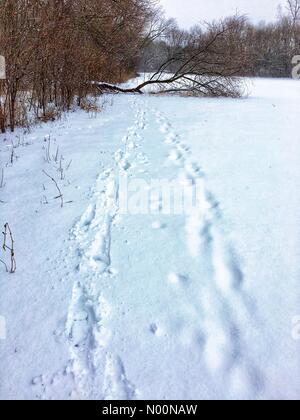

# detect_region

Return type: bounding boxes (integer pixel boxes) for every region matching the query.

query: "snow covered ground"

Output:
[0,78,299,400]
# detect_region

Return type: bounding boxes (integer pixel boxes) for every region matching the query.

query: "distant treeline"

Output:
[140,1,300,79]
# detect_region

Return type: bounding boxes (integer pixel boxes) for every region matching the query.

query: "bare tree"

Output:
[286,0,300,25]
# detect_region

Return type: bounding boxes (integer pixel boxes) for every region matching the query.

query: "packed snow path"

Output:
[65,99,263,400]
[0,79,299,400]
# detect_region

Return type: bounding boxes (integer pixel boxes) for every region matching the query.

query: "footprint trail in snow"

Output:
[154,108,264,398]
[66,99,145,400]
[63,96,265,400]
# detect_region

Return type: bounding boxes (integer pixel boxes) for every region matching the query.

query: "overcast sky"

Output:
[160,0,284,28]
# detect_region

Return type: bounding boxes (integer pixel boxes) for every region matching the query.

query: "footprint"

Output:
[203,320,236,373]
[149,323,158,334]
[115,150,124,163]
[88,230,111,273]
[178,143,190,153]
[119,160,131,171]
[103,355,137,400]
[229,363,264,399]
[165,133,178,145]
[67,283,90,345]
[168,272,188,286]
[127,141,137,150]
[149,323,164,338]
[79,204,96,230]
[212,232,244,294]
[151,221,166,230]
[185,162,204,179]
[160,122,171,134]
[168,149,182,163]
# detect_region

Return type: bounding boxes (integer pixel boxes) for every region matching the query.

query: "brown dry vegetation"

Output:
[0,0,155,132]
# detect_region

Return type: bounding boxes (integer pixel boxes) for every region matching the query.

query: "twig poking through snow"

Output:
[0,168,5,188]
[1,223,16,273]
[42,170,64,208]
[10,141,15,165]
[44,136,52,163]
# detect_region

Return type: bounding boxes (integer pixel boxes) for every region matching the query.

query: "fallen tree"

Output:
[97,16,249,98]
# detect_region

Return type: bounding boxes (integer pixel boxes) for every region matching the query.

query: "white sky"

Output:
[160,0,285,27]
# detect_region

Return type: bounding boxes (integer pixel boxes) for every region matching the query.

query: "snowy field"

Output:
[0,78,299,400]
